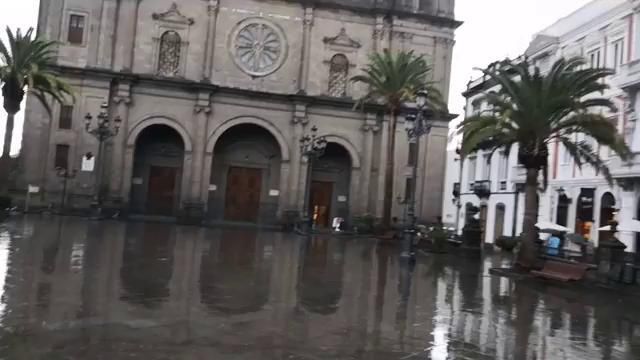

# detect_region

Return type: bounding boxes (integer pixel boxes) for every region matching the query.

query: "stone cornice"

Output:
[52,65,457,121]
[288,0,462,29]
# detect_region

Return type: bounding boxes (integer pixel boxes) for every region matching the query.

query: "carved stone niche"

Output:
[323,28,362,53]
[152,2,195,25]
[151,2,194,78]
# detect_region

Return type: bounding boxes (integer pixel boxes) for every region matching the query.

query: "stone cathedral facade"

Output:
[22,0,459,225]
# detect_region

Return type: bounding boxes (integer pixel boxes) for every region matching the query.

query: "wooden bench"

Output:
[531,260,591,282]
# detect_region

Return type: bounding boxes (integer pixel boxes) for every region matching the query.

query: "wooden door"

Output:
[225,167,262,222]
[147,166,178,215]
[310,181,333,228]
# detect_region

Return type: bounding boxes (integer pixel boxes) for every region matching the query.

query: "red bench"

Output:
[531,260,590,282]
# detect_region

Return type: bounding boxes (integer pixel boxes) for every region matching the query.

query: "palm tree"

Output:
[0,27,73,189]
[351,49,445,227]
[458,57,631,268]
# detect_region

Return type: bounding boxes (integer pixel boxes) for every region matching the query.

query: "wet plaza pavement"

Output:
[0,216,638,359]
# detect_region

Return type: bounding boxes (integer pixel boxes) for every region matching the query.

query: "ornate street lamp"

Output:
[85,102,121,212]
[401,89,432,258]
[300,125,328,232]
[55,167,77,212]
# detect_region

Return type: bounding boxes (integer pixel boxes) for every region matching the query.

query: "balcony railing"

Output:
[473,180,492,199]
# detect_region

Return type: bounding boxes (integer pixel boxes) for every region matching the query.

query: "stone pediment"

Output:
[152,3,194,25]
[323,28,361,49]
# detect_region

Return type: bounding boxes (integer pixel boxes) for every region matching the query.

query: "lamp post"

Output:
[84,102,121,213]
[300,125,328,232]
[401,89,432,258]
[55,167,77,212]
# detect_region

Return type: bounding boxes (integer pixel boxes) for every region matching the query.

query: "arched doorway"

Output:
[310,143,352,228]
[575,188,595,239]
[208,124,282,224]
[494,203,506,242]
[130,125,185,216]
[599,192,616,242]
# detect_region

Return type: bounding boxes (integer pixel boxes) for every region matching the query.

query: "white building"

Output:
[443,0,640,254]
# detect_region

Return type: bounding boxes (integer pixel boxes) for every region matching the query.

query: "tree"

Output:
[0,27,73,190]
[351,49,445,227]
[458,57,631,268]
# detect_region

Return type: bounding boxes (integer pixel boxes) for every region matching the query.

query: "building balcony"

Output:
[610,154,640,180]
[473,180,492,199]
[512,165,526,182]
[616,59,640,90]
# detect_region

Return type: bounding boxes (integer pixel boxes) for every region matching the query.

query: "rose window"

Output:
[232,19,286,77]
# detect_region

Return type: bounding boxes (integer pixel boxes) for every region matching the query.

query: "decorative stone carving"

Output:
[324,28,362,49]
[152,3,195,25]
[230,18,287,77]
[362,123,380,133]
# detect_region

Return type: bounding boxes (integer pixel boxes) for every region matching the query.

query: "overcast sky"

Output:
[0,0,593,155]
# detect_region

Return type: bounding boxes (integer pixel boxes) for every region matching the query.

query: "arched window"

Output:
[328,54,349,97]
[158,31,182,77]
[494,203,506,242]
[599,192,616,242]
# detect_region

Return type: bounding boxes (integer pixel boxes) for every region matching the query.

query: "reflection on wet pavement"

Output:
[0,216,638,359]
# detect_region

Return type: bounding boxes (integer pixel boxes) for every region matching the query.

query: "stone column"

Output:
[298,7,314,93]
[202,0,220,81]
[110,81,132,202]
[360,116,379,214]
[113,0,141,71]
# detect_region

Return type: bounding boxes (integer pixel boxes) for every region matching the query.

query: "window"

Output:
[404,178,414,202]
[328,54,349,97]
[157,31,182,77]
[67,15,85,45]
[59,105,73,130]
[467,156,477,189]
[55,144,70,170]
[613,39,624,72]
[407,141,418,166]
[562,144,571,164]
[482,154,491,180]
[588,48,601,68]
[498,152,508,180]
[471,99,481,114]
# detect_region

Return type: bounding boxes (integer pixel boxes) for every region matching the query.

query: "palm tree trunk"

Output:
[2,112,15,158]
[0,112,16,194]
[382,110,397,228]
[517,168,540,269]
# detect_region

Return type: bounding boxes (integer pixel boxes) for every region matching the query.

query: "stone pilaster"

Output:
[182,91,212,224]
[113,0,141,71]
[202,0,220,81]
[434,36,455,100]
[360,116,379,214]
[96,0,118,68]
[375,118,389,218]
[289,104,309,211]
[110,81,132,201]
[373,15,387,53]
[298,7,314,93]
[617,179,637,252]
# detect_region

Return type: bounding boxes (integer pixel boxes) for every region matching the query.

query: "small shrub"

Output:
[429,225,448,253]
[496,236,520,252]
